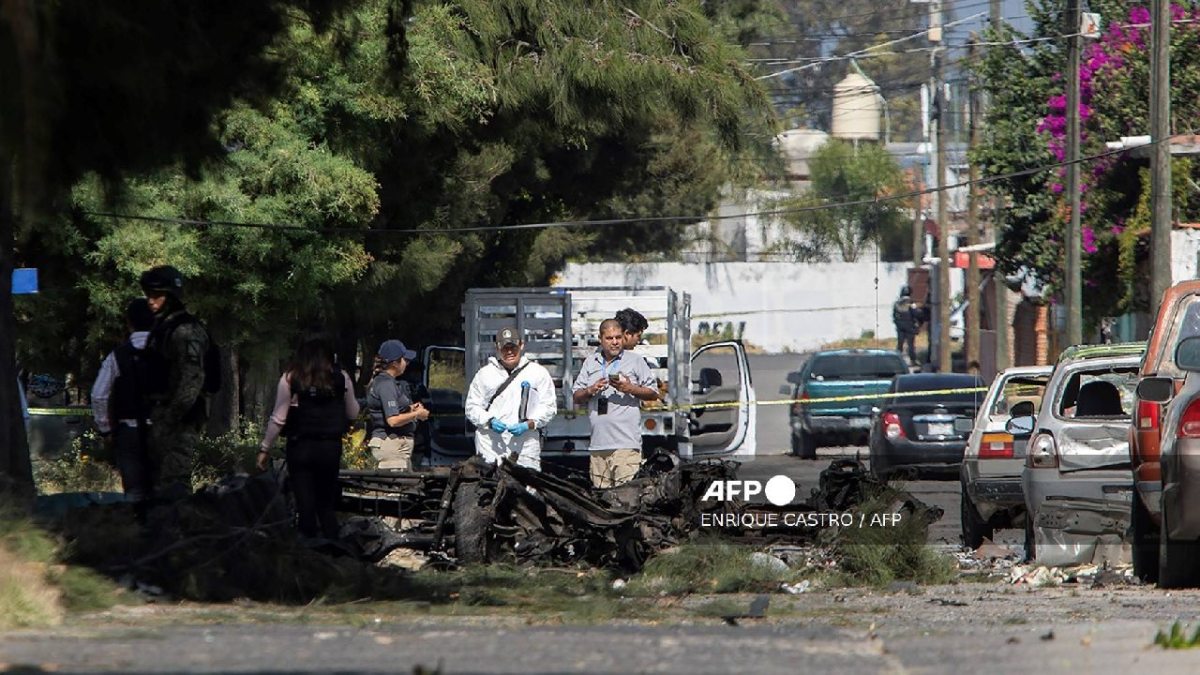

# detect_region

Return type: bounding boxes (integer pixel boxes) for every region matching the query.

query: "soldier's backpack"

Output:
[148,313,222,396]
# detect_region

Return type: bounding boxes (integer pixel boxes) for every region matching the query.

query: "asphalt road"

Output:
[741,353,1024,548]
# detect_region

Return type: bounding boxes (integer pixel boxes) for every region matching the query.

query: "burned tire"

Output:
[452,480,488,564]
[1158,509,1200,589]
[960,483,993,550]
[1131,490,1159,584]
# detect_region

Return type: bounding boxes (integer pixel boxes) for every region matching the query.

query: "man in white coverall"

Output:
[464,326,557,470]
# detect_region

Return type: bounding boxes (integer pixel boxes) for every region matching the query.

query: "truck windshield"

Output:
[810,354,906,380]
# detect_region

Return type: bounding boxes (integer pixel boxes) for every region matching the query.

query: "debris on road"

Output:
[1007,562,1137,588]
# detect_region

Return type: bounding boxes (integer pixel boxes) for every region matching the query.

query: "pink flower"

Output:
[1083,227,1098,254]
[1129,6,1151,24]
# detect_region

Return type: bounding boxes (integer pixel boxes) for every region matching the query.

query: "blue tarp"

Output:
[12,268,38,294]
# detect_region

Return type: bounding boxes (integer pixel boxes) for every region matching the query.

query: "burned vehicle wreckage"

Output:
[47,456,940,603]
[339,454,738,570]
[336,455,943,571]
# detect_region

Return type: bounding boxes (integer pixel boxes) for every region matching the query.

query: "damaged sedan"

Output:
[1010,343,1144,566]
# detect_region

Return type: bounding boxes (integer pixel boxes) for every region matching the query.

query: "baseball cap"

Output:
[378,339,416,363]
[496,326,521,347]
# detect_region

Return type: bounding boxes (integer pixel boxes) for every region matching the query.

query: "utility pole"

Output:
[1151,0,1173,308]
[966,35,981,372]
[1065,0,1083,347]
[990,0,1008,371]
[933,0,952,373]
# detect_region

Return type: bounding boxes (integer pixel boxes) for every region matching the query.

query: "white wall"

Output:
[557,260,925,353]
[1172,228,1200,283]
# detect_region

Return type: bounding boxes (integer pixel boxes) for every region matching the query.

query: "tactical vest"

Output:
[285,369,349,442]
[111,342,153,422]
[893,299,916,333]
[367,372,414,437]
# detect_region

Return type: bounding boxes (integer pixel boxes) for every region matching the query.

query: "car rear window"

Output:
[1157,293,1200,378]
[990,375,1050,416]
[810,354,906,380]
[1055,367,1138,418]
[890,375,984,404]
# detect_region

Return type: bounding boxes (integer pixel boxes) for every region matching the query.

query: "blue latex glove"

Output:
[508,421,530,436]
[489,418,508,433]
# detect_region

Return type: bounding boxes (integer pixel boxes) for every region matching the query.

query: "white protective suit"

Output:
[464,355,557,470]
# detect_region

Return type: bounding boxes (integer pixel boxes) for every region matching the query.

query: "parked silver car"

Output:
[1008,343,1144,565]
[1134,335,1200,587]
[960,365,1052,549]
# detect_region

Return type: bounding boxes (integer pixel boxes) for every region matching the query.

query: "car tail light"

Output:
[979,432,1014,459]
[1179,398,1200,438]
[883,412,905,440]
[1026,433,1058,469]
[1138,400,1161,432]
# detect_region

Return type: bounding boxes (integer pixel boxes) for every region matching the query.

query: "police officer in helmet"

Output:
[140,265,212,501]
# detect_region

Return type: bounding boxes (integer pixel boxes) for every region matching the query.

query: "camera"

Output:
[596,396,609,415]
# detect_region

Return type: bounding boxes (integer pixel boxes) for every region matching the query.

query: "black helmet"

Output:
[140,265,184,298]
[899,285,911,297]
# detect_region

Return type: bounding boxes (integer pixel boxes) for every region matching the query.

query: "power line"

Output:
[78,142,1145,238]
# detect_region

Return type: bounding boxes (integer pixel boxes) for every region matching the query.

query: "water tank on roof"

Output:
[832,72,881,141]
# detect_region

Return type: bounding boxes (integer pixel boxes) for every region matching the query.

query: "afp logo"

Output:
[701,475,797,506]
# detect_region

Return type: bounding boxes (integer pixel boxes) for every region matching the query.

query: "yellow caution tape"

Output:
[26,407,92,416]
[562,385,991,416]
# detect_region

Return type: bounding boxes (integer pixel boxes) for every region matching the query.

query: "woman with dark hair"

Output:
[258,335,359,540]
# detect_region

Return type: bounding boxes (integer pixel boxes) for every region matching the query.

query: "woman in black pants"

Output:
[257,335,359,540]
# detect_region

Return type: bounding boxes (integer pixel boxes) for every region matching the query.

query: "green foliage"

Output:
[777,139,912,262]
[47,565,121,612]
[33,432,122,495]
[14,0,778,399]
[192,419,266,488]
[827,496,956,587]
[1155,621,1200,649]
[625,541,797,596]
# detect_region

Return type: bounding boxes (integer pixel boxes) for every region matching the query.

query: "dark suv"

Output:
[784,349,908,458]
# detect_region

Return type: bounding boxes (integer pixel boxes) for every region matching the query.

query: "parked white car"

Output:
[1008,343,1144,566]
[960,365,1052,549]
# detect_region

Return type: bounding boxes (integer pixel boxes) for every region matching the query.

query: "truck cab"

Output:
[417,287,756,467]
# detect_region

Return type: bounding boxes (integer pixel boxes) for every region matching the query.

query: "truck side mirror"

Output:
[1136,376,1174,404]
[786,371,803,385]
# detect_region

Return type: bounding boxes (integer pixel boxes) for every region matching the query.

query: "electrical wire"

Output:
[78,141,1143,239]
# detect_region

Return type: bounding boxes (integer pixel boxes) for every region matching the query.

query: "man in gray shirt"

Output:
[572,318,659,488]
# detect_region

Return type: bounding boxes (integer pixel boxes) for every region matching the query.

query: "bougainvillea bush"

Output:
[974,1,1200,323]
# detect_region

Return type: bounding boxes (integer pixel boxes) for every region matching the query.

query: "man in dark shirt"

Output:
[892,286,921,367]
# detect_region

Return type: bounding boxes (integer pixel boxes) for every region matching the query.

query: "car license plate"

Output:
[927,422,953,436]
[850,417,871,429]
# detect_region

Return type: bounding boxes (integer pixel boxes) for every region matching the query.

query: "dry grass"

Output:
[0,547,63,629]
